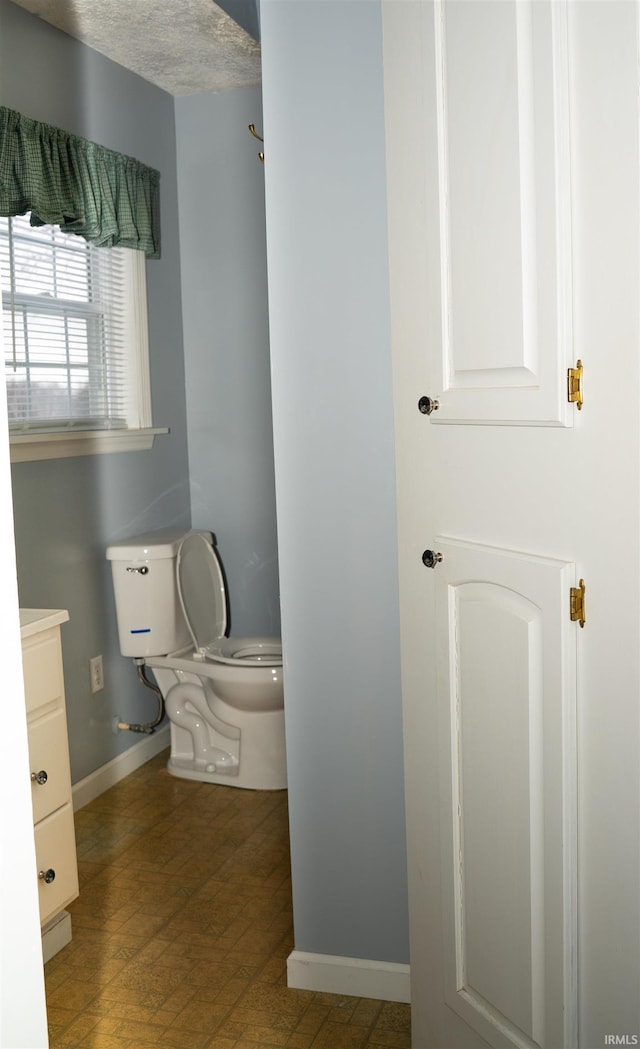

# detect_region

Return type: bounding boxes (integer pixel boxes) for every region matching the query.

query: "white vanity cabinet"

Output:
[20,609,79,960]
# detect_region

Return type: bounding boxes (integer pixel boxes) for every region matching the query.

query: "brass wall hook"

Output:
[248,124,265,163]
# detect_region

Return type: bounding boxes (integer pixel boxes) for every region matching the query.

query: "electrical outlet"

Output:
[89,655,104,694]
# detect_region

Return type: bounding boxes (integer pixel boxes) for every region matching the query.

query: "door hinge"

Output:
[570,579,586,628]
[567,360,583,410]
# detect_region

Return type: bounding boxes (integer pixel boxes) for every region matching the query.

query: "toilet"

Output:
[106,529,286,790]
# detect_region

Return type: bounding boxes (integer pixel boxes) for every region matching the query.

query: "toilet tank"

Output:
[106,529,210,658]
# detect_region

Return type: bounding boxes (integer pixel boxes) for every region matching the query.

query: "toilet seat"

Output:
[205,637,282,667]
[176,533,282,668]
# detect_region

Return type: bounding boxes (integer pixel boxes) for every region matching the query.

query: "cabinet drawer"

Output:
[34,804,79,926]
[22,629,65,717]
[27,710,72,824]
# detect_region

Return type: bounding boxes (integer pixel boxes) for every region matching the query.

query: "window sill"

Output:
[10,427,169,463]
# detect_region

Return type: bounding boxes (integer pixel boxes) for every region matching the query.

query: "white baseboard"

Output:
[72,724,170,811]
[287,950,411,1003]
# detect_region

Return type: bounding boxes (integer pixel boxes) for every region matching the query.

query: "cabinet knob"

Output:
[31,769,48,785]
[38,868,56,884]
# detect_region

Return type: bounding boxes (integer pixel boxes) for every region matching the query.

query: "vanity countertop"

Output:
[20,608,70,640]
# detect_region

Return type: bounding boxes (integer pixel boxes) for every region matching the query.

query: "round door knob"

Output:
[38,868,56,884]
[31,769,48,785]
[422,549,443,569]
[418,395,439,416]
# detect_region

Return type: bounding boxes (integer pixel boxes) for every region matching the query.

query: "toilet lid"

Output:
[176,532,228,651]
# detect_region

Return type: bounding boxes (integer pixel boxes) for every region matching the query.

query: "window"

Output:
[0,215,165,461]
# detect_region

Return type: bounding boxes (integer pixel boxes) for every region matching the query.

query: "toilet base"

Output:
[168,708,287,790]
[167,750,286,790]
[167,755,239,786]
[148,661,288,791]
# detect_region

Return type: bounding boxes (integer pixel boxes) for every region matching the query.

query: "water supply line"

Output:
[116,660,164,734]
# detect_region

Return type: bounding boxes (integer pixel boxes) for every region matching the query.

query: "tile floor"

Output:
[45,749,411,1049]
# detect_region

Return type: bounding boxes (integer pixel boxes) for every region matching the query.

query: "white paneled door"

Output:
[384,2,640,1048]
[434,538,576,1048]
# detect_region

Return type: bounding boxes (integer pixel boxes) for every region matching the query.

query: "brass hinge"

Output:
[570,579,586,628]
[567,360,583,409]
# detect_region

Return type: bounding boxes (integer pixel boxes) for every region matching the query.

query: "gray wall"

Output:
[261,0,409,963]
[1,0,410,972]
[175,87,280,638]
[0,0,191,782]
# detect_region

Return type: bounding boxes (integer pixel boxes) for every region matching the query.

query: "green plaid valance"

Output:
[0,107,160,258]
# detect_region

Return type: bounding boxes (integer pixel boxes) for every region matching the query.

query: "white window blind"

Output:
[0,214,150,435]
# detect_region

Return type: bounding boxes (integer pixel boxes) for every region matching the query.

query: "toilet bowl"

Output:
[106,529,286,790]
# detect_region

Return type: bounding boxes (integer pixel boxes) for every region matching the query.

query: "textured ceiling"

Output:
[10,0,261,95]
